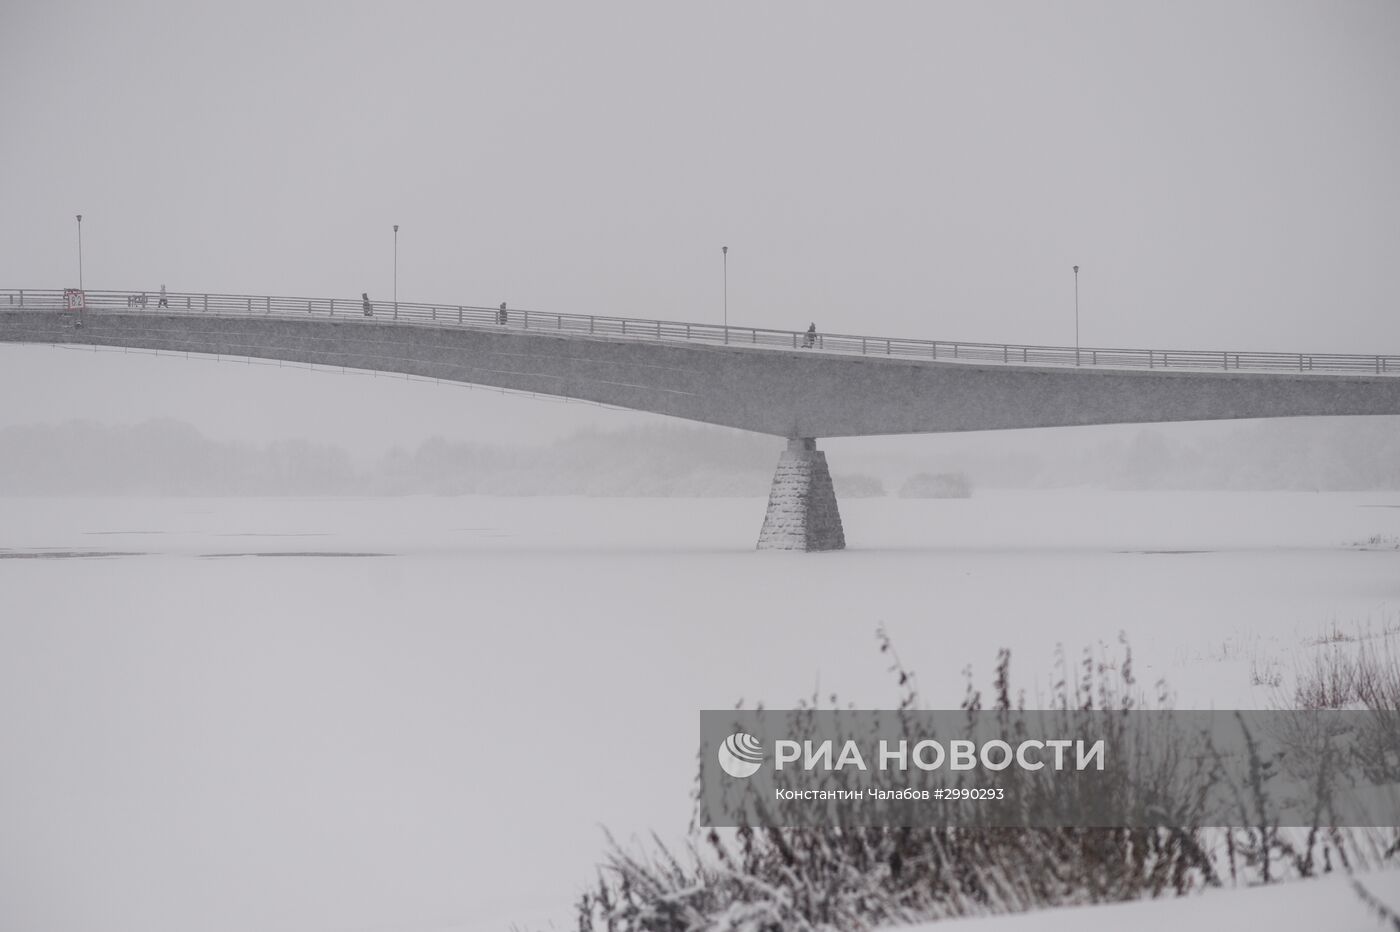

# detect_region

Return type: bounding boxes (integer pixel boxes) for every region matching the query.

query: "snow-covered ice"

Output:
[3,490,1400,930]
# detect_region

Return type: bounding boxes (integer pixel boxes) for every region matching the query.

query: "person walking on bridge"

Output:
[157,284,168,308]
[498,302,508,325]
[362,292,374,317]
[803,322,817,348]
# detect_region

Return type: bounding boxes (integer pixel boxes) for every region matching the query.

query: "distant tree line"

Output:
[6,416,1400,496]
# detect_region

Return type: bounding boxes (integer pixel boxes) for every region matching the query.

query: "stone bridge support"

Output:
[757,438,846,551]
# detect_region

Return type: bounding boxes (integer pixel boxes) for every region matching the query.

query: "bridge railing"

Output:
[4,287,1399,376]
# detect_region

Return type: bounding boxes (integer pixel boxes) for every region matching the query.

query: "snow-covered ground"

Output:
[3,491,1400,931]
[930,869,1400,932]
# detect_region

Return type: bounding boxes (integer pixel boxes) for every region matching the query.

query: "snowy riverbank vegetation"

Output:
[572,632,1400,932]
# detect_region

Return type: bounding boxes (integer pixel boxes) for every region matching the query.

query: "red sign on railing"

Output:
[63,288,85,310]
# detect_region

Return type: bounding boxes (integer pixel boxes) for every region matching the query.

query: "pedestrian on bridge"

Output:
[803,322,817,348]
[362,292,375,317]
[157,284,168,308]
[498,302,508,325]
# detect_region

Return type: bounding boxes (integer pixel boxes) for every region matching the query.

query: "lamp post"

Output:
[393,224,399,320]
[722,245,728,340]
[1073,265,1080,366]
[76,214,83,291]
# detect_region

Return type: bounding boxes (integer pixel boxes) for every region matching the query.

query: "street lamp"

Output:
[393,224,399,320]
[76,214,83,291]
[722,244,728,336]
[1073,265,1080,366]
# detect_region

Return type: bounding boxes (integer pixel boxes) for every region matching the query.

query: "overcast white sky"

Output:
[2,1,1398,454]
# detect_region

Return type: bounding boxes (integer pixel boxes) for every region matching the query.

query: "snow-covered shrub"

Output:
[832,473,886,498]
[898,472,973,499]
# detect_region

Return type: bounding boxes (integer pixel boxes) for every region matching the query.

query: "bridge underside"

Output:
[9,310,1400,438]
[8,309,1400,551]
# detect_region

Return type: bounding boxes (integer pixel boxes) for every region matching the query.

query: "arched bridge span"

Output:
[6,287,1400,550]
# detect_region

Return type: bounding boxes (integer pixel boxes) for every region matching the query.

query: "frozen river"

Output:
[4,491,1400,931]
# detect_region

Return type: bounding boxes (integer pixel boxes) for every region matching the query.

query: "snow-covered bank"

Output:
[923,870,1400,932]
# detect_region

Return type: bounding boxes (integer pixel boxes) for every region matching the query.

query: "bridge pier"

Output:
[757,437,846,551]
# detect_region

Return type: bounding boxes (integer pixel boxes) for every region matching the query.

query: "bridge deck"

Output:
[5,288,1397,378]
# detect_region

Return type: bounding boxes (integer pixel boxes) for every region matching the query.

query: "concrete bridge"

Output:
[6,287,1400,551]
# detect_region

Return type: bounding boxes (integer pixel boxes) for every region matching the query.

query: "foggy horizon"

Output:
[7,412,1400,496]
